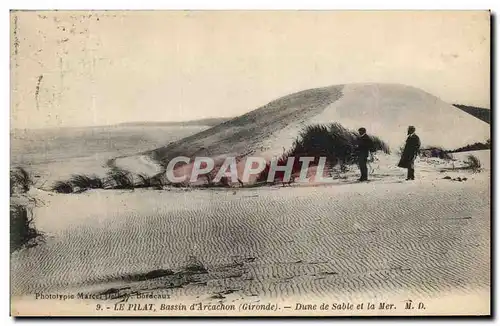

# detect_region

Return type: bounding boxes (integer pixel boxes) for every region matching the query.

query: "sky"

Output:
[10,11,490,129]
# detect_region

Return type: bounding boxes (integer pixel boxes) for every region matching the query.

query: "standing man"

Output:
[398,125,421,180]
[356,127,374,181]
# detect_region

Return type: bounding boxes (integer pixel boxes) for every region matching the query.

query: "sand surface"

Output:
[11,152,490,315]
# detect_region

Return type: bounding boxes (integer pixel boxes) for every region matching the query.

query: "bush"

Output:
[10,205,43,252]
[105,168,135,189]
[197,169,234,188]
[10,167,33,194]
[420,147,453,160]
[52,169,170,193]
[52,180,74,193]
[137,174,153,188]
[138,173,167,189]
[257,123,390,183]
[370,135,391,155]
[170,181,191,188]
[69,174,103,191]
[465,154,482,172]
[219,176,231,187]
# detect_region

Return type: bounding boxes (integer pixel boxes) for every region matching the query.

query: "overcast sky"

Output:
[11,11,490,129]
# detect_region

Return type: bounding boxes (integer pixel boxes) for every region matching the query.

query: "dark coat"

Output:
[398,134,421,168]
[356,134,375,158]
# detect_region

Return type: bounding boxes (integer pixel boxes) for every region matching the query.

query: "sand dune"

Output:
[115,83,489,178]
[11,154,490,307]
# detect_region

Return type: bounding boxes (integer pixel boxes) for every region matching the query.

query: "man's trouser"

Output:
[358,156,368,180]
[408,162,415,180]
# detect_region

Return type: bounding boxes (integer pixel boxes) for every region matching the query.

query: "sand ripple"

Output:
[11,179,490,302]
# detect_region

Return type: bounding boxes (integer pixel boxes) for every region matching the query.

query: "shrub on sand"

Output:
[420,147,453,160]
[52,180,74,193]
[257,123,390,183]
[105,168,135,189]
[137,173,166,189]
[199,169,233,188]
[465,154,482,172]
[69,174,103,191]
[10,167,33,194]
[219,176,231,187]
[137,174,153,188]
[370,135,391,156]
[10,204,43,252]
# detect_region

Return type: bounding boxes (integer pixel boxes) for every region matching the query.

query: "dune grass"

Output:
[51,169,171,193]
[104,168,135,190]
[196,169,234,188]
[137,173,166,189]
[420,147,454,160]
[10,167,33,194]
[51,180,74,193]
[10,204,43,252]
[52,174,103,193]
[257,123,390,183]
[137,173,153,188]
[219,176,231,187]
[465,154,482,173]
[10,167,44,252]
[69,174,103,190]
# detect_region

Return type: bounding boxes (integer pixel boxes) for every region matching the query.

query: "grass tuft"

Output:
[10,205,43,252]
[420,147,454,160]
[137,174,153,188]
[105,168,135,189]
[465,154,482,173]
[52,180,74,193]
[69,174,103,191]
[10,167,33,194]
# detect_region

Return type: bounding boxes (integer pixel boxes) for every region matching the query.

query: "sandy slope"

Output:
[115,83,489,178]
[11,153,490,313]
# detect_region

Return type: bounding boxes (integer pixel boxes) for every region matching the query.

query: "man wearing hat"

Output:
[398,126,421,180]
[356,127,374,181]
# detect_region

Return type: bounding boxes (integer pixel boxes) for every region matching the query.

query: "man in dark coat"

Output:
[398,126,421,180]
[356,127,374,181]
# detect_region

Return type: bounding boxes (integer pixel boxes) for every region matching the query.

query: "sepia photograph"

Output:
[9,10,491,316]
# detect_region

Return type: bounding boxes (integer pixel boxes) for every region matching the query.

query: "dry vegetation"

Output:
[10,167,44,252]
[420,147,454,160]
[10,205,43,253]
[10,167,33,195]
[257,123,390,183]
[465,154,482,173]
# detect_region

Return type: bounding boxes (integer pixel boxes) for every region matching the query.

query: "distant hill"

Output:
[453,104,490,124]
[117,118,232,127]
